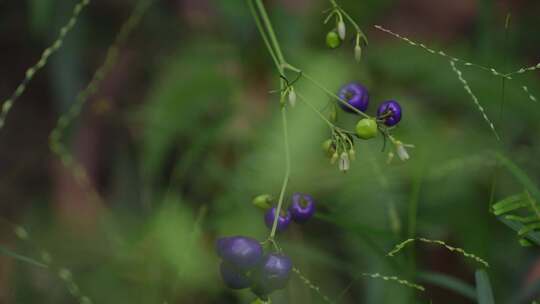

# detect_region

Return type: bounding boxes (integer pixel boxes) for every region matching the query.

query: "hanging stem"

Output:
[489,13,511,209]
[271,108,291,239]
[249,0,290,240]
[328,0,368,43]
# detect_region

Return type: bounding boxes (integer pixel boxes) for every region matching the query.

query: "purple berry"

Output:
[338,82,370,113]
[289,193,316,223]
[254,253,292,292]
[264,207,291,232]
[377,100,402,126]
[220,262,252,289]
[215,236,263,270]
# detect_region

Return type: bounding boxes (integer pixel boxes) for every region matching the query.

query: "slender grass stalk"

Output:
[0,0,91,131]
[49,0,153,204]
[489,13,511,209]
[388,238,489,268]
[449,60,500,141]
[293,267,333,304]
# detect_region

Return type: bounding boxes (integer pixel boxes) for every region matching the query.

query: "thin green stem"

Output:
[489,13,511,208]
[250,0,290,241]
[284,64,370,119]
[328,0,368,43]
[270,108,291,239]
[297,93,335,129]
[254,0,285,69]
[247,0,280,71]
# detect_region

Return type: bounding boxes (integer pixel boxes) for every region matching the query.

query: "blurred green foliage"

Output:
[2,0,540,303]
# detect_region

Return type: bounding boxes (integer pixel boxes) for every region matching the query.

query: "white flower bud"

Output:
[339,152,350,172]
[337,21,346,40]
[330,152,339,164]
[288,87,296,107]
[348,149,356,161]
[387,152,395,164]
[354,44,362,62]
[394,141,415,161]
[396,144,409,161]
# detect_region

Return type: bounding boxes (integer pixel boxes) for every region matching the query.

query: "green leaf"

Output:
[492,193,527,215]
[417,271,476,300]
[518,239,533,247]
[475,269,495,304]
[518,222,540,237]
[503,215,538,224]
[498,217,540,246]
[493,200,528,216]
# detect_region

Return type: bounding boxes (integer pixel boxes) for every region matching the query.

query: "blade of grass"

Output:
[417,271,476,300]
[498,217,540,246]
[475,269,495,304]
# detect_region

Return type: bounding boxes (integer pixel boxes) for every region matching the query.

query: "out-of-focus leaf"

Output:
[492,192,527,215]
[139,41,236,183]
[417,271,476,300]
[498,217,540,246]
[475,269,495,304]
[145,195,215,291]
[496,153,540,201]
[28,0,55,34]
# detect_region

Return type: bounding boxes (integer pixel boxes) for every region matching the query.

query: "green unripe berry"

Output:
[355,118,378,139]
[252,194,273,210]
[326,31,341,49]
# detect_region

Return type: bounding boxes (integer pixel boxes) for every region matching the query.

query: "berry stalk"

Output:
[249,0,291,241]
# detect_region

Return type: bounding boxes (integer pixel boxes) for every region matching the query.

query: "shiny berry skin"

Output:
[338,82,370,113]
[215,236,263,270]
[355,118,378,139]
[264,207,291,232]
[220,262,252,289]
[289,193,316,223]
[254,253,292,292]
[377,100,402,126]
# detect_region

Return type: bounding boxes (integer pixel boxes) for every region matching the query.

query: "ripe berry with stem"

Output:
[338,82,370,113]
[219,262,252,289]
[264,207,291,232]
[252,253,292,296]
[377,100,402,126]
[216,236,263,270]
[289,193,316,223]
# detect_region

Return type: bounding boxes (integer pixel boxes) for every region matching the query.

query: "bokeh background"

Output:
[0,0,540,303]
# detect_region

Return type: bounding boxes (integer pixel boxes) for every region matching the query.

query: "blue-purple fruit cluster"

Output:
[264,193,316,232]
[338,82,403,127]
[216,236,292,299]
